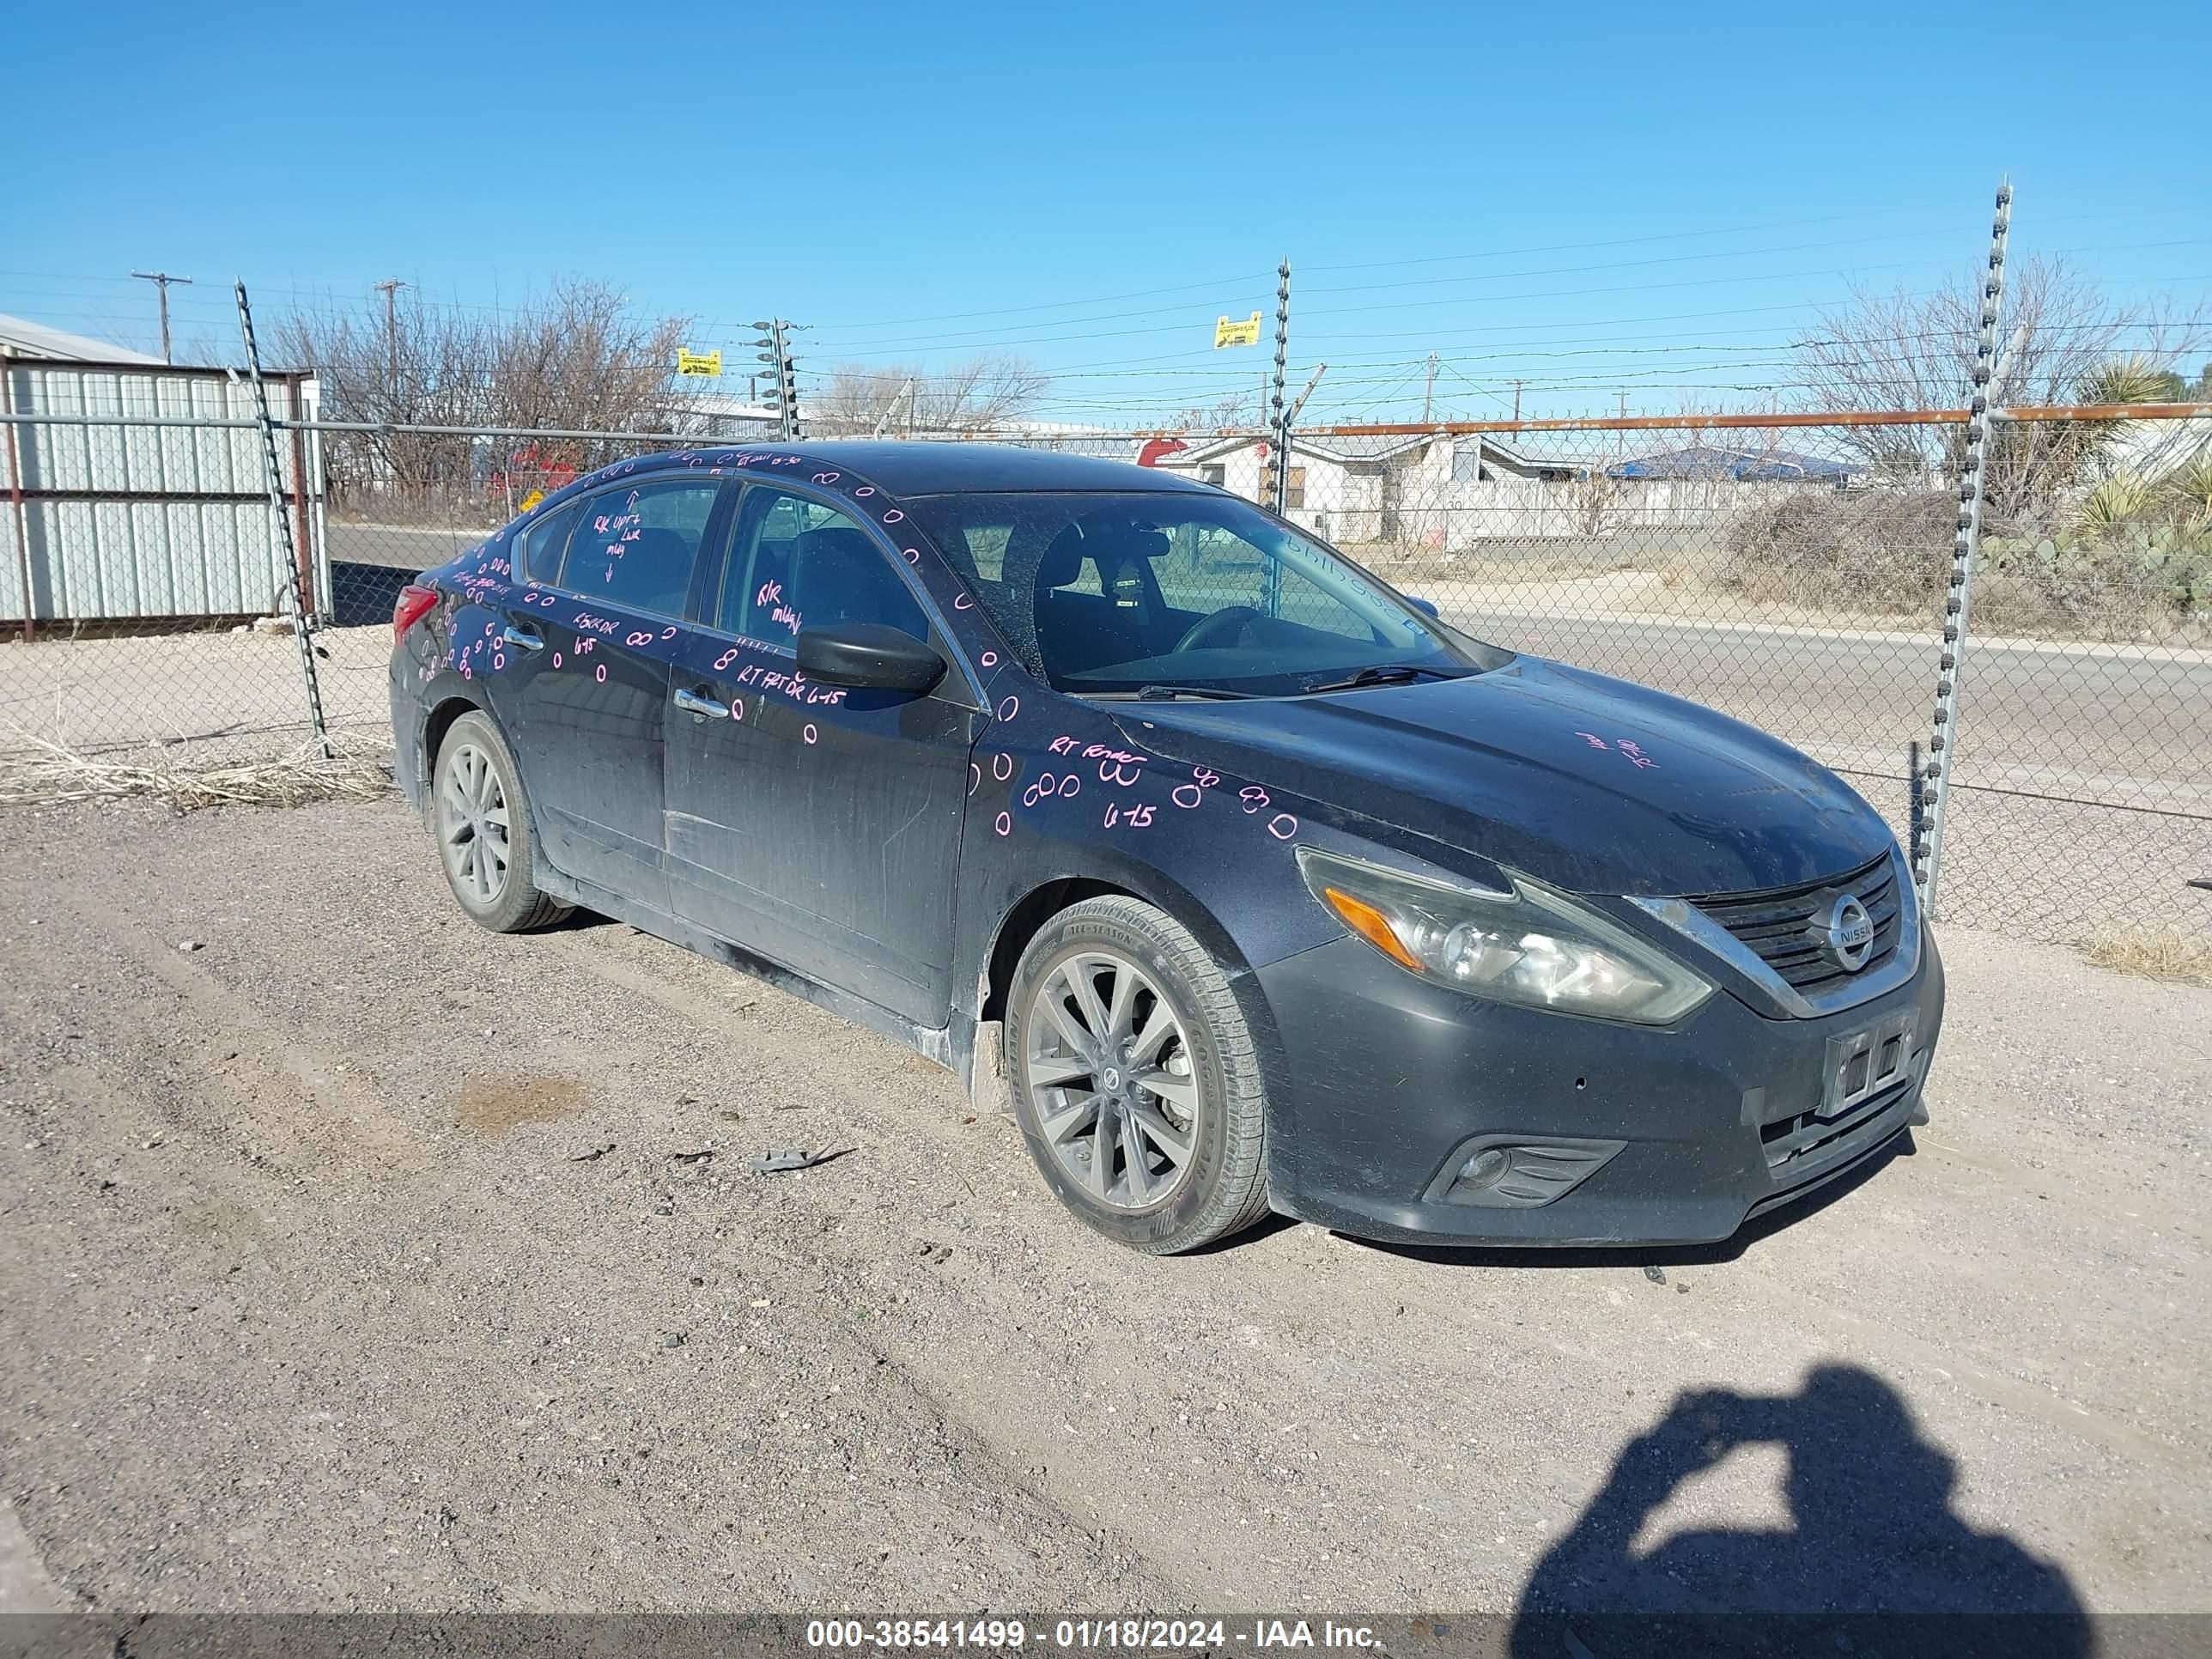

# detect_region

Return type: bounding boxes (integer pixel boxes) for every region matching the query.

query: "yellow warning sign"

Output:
[517,489,544,513]
[1212,312,1263,349]
[676,349,723,378]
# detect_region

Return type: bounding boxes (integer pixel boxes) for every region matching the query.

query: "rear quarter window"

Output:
[515,501,581,585]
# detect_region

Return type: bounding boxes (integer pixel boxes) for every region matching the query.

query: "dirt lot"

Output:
[1,796,2208,1621]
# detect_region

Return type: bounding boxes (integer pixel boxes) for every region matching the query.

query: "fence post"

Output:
[234,279,331,759]
[1917,181,2011,919]
[1261,258,1292,617]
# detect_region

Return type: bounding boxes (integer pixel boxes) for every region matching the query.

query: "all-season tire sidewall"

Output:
[1006,902,1259,1255]
[434,712,567,934]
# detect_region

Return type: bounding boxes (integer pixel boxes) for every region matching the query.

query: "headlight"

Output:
[1296,846,1713,1025]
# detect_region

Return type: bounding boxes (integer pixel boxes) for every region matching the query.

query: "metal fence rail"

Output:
[3,404,2207,948]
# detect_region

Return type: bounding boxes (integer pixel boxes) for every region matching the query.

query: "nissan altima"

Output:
[389,442,1942,1254]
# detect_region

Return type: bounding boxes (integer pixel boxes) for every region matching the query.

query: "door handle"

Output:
[501,625,544,652]
[672,687,731,720]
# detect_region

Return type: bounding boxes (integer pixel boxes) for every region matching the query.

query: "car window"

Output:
[716,486,929,644]
[562,478,723,617]
[905,490,1505,696]
[515,500,580,585]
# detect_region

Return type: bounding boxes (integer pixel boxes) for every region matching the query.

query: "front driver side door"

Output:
[663,483,983,1025]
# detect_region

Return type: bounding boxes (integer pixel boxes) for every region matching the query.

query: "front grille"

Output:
[1691,852,1900,996]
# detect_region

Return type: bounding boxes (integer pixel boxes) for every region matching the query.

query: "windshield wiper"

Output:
[1302,663,1461,694]
[1130,684,1258,701]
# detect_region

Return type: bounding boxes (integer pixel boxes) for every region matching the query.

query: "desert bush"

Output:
[1714,489,1956,614]
[1977,525,2212,641]
[1715,488,2211,641]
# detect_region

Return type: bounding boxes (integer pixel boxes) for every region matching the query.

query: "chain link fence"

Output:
[3,400,2207,946]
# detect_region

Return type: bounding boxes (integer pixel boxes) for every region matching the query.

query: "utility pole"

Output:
[1421,351,1437,423]
[130,270,193,363]
[1512,380,1523,426]
[1617,389,1628,459]
[373,280,406,406]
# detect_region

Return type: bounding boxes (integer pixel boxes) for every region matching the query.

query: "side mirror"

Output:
[797,622,946,694]
[1405,595,1440,618]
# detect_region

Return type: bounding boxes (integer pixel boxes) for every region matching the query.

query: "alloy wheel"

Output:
[1022,950,1200,1209]
[438,742,511,906]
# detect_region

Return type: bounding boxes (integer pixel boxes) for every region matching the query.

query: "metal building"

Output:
[2,314,327,632]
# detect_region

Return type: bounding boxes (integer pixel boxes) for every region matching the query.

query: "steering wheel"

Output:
[1172,605,1263,655]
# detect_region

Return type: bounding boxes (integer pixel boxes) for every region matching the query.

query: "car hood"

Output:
[1112,656,1893,896]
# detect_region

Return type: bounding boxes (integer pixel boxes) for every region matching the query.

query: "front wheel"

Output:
[1005,896,1270,1254]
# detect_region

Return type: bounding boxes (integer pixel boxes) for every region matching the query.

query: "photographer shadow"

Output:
[1507,1364,2088,1658]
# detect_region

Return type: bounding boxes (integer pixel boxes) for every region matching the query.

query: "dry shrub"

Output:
[2082,928,2212,988]
[1717,490,2212,641]
[1716,490,1955,615]
[0,735,391,810]
[1974,531,2212,643]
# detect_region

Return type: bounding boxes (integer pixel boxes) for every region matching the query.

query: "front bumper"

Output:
[1254,927,1945,1246]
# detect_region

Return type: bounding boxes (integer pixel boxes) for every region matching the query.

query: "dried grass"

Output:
[0,732,392,811]
[2081,927,2212,988]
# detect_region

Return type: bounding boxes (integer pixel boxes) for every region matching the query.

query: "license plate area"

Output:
[1820,1009,1917,1121]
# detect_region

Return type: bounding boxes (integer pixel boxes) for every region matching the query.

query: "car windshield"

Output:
[903,489,1507,696]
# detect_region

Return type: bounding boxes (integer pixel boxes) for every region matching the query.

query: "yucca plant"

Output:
[2079,354,2188,407]
[2078,471,2156,527]
[2160,448,2212,526]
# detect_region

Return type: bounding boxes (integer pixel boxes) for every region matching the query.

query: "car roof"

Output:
[625,441,1214,498]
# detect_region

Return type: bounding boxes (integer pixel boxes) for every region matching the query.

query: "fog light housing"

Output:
[1427,1135,1627,1208]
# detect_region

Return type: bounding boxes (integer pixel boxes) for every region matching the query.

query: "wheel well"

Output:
[980,878,1137,1024]
[422,694,481,773]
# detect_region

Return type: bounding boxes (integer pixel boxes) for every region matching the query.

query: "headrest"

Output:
[1036,526,1085,590]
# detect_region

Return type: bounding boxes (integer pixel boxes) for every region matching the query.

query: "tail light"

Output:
[392,583,439,642]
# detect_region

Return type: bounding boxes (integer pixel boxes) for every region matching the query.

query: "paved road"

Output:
[326,521,492,574]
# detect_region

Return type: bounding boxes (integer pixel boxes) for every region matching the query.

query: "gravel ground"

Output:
[0,797,2207,1619]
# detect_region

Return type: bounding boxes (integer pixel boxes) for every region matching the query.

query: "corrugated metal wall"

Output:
[2,361,325,624]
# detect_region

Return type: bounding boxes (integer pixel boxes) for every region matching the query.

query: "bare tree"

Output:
[811,353,1050,435]
[1170,392,1259,433]
[274,280,692,507]
[1789,254,2209,525]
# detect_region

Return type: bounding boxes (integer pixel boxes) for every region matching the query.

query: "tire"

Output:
[1005,896,1270,1255]
[432,711,571,933]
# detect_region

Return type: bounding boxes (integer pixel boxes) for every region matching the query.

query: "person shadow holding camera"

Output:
[1508,1364,2088,1659]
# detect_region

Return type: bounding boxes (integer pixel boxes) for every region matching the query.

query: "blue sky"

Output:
[8,0,2208,425]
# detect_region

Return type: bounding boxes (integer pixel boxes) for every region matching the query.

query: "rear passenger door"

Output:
[488,473,733,913]
[664,483,982,1024]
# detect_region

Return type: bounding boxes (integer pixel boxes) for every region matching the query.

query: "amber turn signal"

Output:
[1321,885,1425,973]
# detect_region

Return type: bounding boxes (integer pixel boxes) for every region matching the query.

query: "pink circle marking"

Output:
[1172,784,1202,810]
[997,695,1019,721]
[803,723,818,744]
[595,665,606,683]
[730,698,744,720]
[994,811,1012,837]
[981,650,998,668]
[1267,814,1297,840]
[552,652,562,667]
[992,752,1014,781]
